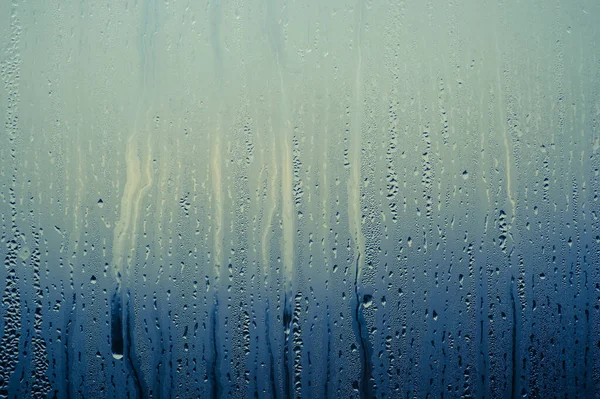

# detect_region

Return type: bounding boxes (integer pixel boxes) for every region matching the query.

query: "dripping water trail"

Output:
[110,0,154,365]
[112,287,146,398]
[209,114,224,399]
[510,278,517,399]
[324,314,332,399]
[210,298,222,399]
[277,65,294,399]
[353,253,373,398]
[265,299,278,399]
[124,289,145,399]
[348,2,370,395]
[283,293,292,399]
[64,294,75,399]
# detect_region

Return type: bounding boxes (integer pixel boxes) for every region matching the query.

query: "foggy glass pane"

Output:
[1,1,599,398]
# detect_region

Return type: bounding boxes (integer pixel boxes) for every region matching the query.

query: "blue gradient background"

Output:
[0,1,599,398]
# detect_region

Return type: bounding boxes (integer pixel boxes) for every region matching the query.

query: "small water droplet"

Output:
[18,246,31,260]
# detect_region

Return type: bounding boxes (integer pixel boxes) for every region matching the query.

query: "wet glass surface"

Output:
[0,1,599,398]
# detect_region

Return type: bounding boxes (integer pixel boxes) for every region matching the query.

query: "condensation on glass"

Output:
[0,0,599,398]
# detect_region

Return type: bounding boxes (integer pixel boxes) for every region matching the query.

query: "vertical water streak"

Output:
[209,128,224,399]
[347,2,372,397]
[110,0,154,360]
[208,3,226,392]
[261,137,280,399]
[265,3,297,391]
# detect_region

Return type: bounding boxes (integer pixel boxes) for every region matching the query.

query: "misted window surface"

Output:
[1,1,599,398]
